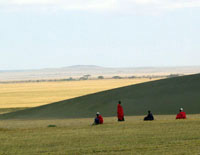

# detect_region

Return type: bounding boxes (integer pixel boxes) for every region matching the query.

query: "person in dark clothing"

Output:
[144,110,154,121]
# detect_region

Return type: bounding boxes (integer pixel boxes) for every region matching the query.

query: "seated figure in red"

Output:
[93,112,104,125]
[176,108,186,119]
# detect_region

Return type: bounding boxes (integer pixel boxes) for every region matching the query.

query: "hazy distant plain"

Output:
[1,65,200,81]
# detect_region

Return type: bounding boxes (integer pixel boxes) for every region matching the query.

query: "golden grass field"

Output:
[0,78,159,109]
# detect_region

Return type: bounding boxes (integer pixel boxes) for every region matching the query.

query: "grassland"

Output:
[1,73,199,119]
[0,115,200,154]
[0,78,156,109]
[1,75,200,154]
[0,108,26,115]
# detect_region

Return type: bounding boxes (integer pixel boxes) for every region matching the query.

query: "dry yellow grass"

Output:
[0,78,159,108]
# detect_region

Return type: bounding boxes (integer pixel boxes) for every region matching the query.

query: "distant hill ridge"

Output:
[1,65,200,81]
[0,73,200,119]
[62,65,104,69]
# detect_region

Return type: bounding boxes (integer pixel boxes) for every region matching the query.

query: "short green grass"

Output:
[0,108,27,115]
[1,115,200,154]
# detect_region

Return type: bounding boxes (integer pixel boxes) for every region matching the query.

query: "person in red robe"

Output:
[93,112,103,125]
[176,108,186,119]
[117,101,125,121]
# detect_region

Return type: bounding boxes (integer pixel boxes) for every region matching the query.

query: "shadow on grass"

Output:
[0,107,28,115]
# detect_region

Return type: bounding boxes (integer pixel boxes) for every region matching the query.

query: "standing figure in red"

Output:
[117,101,125,121]
[176,108,186,119]
[93,112,104,125]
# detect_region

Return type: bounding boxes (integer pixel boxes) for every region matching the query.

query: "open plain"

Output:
[0,78,156,110]
[0,115,200,154]
[1,75,200,154]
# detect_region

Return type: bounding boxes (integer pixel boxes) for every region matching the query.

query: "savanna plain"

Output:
[0,78,156,110]
[0,78,200,154]
[0,115,200,154]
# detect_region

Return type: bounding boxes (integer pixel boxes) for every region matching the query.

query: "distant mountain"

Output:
[0,65,200,81]
[62,65,104,69]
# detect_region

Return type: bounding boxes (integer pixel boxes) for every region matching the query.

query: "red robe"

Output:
[117,104,124,120]
[98,115,104,124]
[176,112,186,119]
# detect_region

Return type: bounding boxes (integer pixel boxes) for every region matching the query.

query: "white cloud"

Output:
[0,0,200,13]
[0,0,58,5]
[163,0,200,9]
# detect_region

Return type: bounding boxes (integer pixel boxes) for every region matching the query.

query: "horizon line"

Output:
[1,65,200,72]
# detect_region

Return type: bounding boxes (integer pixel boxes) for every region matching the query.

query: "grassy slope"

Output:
[0,108,27,115]
[0,115,200,154]
[0,78,153,108]
[0,74,200,119]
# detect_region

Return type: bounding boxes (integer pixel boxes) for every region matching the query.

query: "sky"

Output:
[0,0,200,70]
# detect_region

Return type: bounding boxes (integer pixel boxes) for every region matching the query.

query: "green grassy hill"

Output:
[1,74,200,119]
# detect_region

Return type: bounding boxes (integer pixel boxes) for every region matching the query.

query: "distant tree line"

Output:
[79,74,91,80]
[0,74,184,84]
[167,74,183,78]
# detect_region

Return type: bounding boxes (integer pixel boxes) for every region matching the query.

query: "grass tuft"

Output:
[47,125,57,127]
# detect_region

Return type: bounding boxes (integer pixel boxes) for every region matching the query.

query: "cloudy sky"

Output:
[0,0,200,70]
